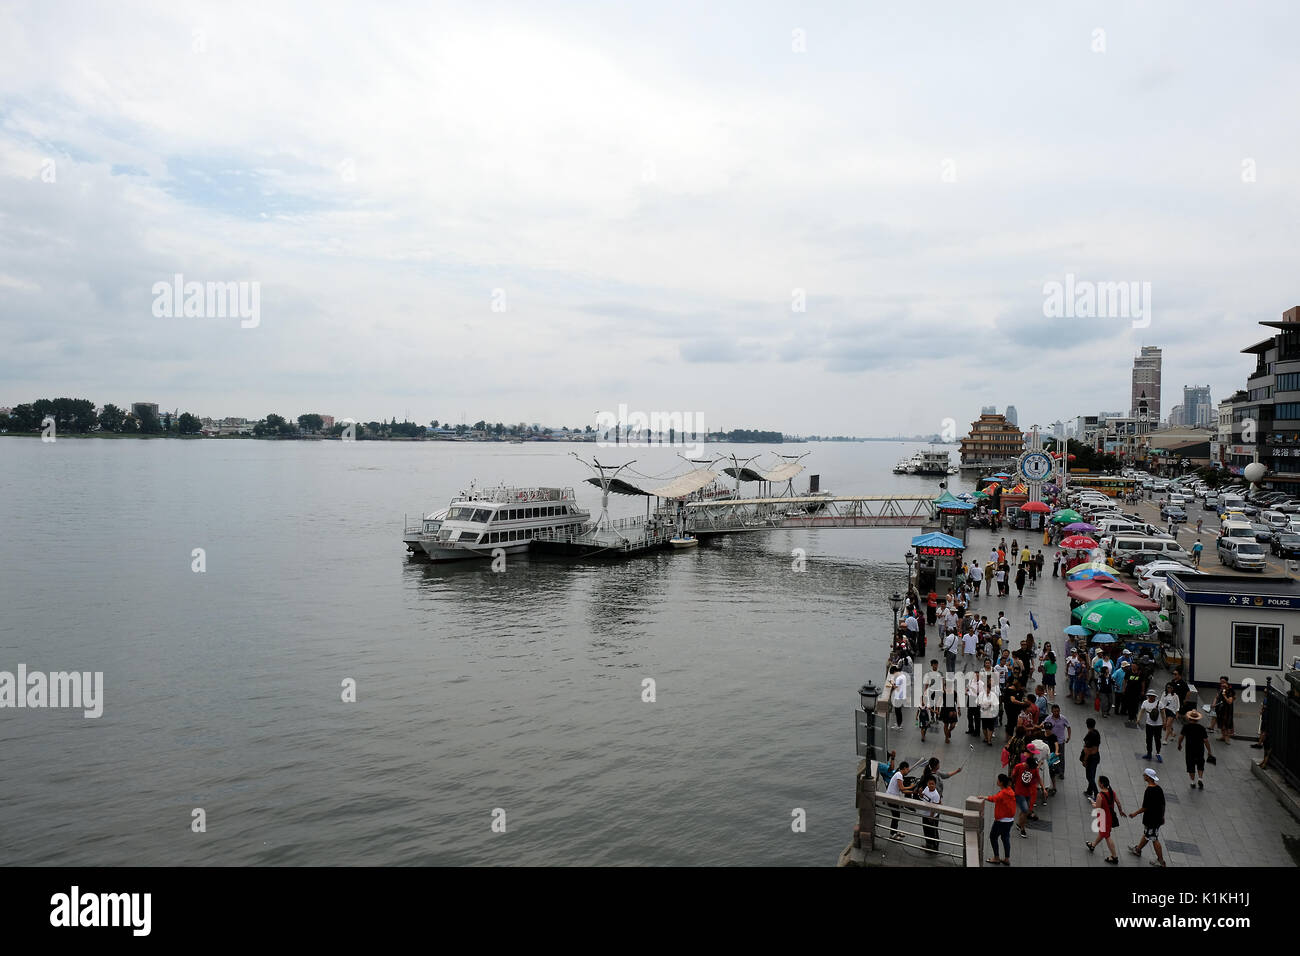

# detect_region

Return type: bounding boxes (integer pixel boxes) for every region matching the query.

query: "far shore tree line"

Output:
[1,400,786,443]
[1,399,201,436]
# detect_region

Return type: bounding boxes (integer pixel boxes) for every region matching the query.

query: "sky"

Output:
[3,0,1299,435]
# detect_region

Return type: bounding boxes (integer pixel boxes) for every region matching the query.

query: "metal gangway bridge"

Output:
[683,494,937,535]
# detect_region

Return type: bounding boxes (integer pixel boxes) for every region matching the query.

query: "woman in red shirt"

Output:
[1084,775,1125,863]
[981,773,1016,865]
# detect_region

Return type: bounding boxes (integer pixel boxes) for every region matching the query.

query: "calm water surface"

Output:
[0,438,976,865]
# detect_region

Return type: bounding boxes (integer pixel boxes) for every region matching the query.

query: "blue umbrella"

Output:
[1063,625,1091,637]
[1089,633,1118,644]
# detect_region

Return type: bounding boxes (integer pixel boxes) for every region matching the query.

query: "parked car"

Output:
[1202,495,1219,511]
[1250,522,1275,543]
[1270,532,1300,558]
[1160,505,1187,522]
[1120,550,1177,575]
[1138,562,1203,588]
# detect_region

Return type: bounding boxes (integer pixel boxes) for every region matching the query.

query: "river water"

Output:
[0,437,978,865]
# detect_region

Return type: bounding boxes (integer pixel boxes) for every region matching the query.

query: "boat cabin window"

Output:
[472,509,491,523]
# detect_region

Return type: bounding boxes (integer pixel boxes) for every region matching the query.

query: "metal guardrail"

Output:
[1263,679,1300,791]
[853,756,985,867]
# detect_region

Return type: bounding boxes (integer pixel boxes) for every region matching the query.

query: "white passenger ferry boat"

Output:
[404,484,590,561]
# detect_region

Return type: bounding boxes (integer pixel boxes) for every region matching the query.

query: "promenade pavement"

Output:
[868,522,1300,868]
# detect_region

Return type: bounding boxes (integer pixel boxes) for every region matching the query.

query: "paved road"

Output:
[867,523,1300,868]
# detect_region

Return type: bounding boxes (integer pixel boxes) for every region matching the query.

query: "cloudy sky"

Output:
[3,1,1299,435]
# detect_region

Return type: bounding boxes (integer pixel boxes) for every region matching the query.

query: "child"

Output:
[917,700,932,742]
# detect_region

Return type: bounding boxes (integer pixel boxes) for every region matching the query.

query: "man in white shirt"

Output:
[999,614,1011,649]
[885,761,913,839]
[969,560,982,597]
[962,629,979,672]
[941,630,959,672]
[889,666,909,728]
[1140,689,1164,762]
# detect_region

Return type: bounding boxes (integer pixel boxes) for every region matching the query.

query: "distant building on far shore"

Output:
[958,413,1023,471]
[131,402,159,420]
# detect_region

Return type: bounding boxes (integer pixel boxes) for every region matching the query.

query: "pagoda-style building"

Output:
[959,413,1024,471]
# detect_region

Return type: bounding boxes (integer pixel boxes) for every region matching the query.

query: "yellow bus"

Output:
[1065,474,1138,496]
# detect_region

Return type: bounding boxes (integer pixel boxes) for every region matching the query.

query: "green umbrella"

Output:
[1050,509,1083,524]
[1070,598,1151,635]
[972,490,989,499]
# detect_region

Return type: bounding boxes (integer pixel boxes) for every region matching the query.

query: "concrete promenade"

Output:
[866,523,1300,868]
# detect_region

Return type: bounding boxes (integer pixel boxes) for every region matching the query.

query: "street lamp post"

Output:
[889,591,903,649]
[904,551,914,594]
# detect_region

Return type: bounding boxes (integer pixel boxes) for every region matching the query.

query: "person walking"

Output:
[1196,517,1204,536]
[1159,682,1180,743]
[984,560,996,596]
[1178,708,1212,789]
[1081,716,1102,799]
[966,669,983,736]
[1140,689,1164,762]
[969,560,982,597]
[1012,755,1042,837]
[1052,551,1061,578]
[941,629,959,673]
[1040,648,1058,701]
[979,673,999,746]
[981,773,1016,865]
[888,665,908,729]
[1213,676,1235,744]
[961,628,979,673]
[1084,775,1124,863]
[1015,564,1027,597]
[1191,539,1202,568]
[1128,768,1168,867]
[995,564,1007,597]
[1034,549,1045,581]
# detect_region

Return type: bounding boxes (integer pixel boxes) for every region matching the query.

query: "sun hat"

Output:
[1185,709,1202,721]
[1143,768,1159,782]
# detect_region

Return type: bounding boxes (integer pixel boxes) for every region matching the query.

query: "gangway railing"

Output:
[684,494,936,534]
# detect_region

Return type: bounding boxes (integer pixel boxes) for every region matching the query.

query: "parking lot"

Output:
[1086,485,1300,580]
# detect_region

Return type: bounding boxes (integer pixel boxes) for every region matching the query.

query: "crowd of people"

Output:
[878,560,1239,868]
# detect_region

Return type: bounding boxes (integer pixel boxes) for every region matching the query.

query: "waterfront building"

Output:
[1130,346,1162,422]
[131,402,159,420]
[958,413,1023,470]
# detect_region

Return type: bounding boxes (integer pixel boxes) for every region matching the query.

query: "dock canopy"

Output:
[585,468,720,500]
[911,532,965,551]
[721,460,805,483]
[932,493,974,510]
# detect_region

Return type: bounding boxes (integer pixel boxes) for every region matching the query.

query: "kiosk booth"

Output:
[931,492,973,545]
[910,532,967,594]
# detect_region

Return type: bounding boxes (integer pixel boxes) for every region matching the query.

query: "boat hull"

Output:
[416,541,532,562]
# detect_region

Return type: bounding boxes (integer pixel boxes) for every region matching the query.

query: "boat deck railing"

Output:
[457,486,576,503]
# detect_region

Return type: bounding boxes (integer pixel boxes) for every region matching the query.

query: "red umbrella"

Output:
[1066,580,1160,611]
[1060,534,1099,549]
[1020,501,1050,513]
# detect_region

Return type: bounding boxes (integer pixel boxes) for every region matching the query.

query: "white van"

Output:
[1221,519,1255,540]
[1220,494,1246,511]
[1096,519,1145,537]
[1263,510,1289,530]
[1104,535,1191,559]
[1218,537,1266,570]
